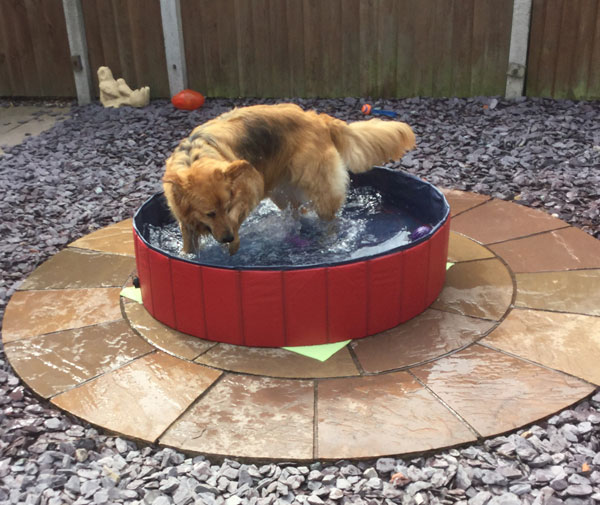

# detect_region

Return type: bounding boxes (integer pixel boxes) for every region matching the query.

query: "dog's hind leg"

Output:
[297,148,349,221]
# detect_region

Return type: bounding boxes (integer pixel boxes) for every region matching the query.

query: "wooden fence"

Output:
[527,0,600,100]
[181,0,513,98]
[0,0,599,100]
[0,0,74,97]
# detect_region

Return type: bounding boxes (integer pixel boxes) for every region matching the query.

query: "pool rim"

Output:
[133,167,451,271]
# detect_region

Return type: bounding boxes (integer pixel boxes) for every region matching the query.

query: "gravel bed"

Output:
[1,96,599,505]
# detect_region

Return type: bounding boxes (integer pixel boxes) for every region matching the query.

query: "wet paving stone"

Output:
[352,309,494,373]
[19,248,135,290]
[160,374,314,460]
[52,352,221,442]
[412,344,596,437]
[195,343,359,378]
[447,232,495,263]
[431,258,513,321]
[441,189,491,217]
[124,301,216,361]
[483,308,600,385]
[490,227,600,273]
[515,269,600,316]
[4,319,153,397]
[2,288,122,343]
[450,199,568,245]
[68,219,136,256]
[316,372,476,459]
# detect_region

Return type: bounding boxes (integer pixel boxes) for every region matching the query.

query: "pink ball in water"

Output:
[410,225,432,241]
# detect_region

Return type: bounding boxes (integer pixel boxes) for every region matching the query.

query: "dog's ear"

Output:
[162,170,187,206]
[226,160,255,181]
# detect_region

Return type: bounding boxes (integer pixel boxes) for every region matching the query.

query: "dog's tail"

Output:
[328,117,416,173]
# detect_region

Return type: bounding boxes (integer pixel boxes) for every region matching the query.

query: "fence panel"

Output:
[0,0,74,97]
[527,0,600,99]
[81,0,169,98]
[181,0,512,98]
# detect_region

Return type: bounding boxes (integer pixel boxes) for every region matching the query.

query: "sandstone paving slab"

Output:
[124,301,216,361]
[515,269,600,316]
[447,232,495,263]
[412,344,596,438]
[2,288,122,343]
[451,199,568,245]
[52,352,222,443]
[483,308,600,385]
[441,189,491,217]
[490,227,600,273]
[195,342,359,378]
[69,219,135,256]
[316,372,477,459]
[4,319,154,398]
[431,258,513,321]
[160,374,314,460]
[351,309,496,373]
[20,248,135,290]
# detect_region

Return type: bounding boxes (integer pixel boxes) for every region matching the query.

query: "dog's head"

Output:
[163,159,264,254]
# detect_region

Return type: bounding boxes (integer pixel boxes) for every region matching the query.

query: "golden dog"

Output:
[162,103,416,254]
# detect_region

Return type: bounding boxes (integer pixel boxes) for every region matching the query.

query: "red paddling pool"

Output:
[133,167,450,347]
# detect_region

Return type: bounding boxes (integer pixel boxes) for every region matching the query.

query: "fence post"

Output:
[505,0,533,99]
[62,0,93,105]
[160,0,188,96]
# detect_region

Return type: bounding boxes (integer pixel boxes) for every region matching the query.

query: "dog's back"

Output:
[169,103,415,183]
[163,104,416,254]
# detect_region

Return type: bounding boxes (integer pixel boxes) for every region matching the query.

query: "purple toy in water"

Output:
[410,225,432,241]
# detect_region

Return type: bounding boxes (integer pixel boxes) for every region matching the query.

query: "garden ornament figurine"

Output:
[98,66,150,108]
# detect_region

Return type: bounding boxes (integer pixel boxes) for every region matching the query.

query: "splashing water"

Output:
[147,186,422,268]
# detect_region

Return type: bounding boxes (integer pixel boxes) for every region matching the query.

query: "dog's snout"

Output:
[221,233,235,243]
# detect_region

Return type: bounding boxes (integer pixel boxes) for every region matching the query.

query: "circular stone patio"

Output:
[3,189,600,461]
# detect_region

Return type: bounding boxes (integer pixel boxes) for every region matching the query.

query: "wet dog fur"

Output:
[162,103,416,255]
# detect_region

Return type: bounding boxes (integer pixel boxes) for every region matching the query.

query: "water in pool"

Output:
[147,186,426,268]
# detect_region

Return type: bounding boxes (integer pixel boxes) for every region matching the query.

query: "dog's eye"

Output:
[206,211,216,218]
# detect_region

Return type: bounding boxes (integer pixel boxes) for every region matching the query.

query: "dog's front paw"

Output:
[228,239,240,255]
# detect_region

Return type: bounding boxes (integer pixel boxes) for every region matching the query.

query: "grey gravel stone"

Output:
[65,475,81,495]
[565,484,593,496]
[533,468,557,483]
[567,474,590,486]
[455,464,472,490]
[43,418,61,431]
[515,437,538,461]
[159,477,180,494]
[115,438,129,454]
[335,478,351,490]
[329,488,344,500]
[530,453,553,468]
[497,465,523,480]
[375,458,395,474]
[509,483,532,495]
[480,470,508,486]
[487,493,521,505]
[153,496,173,505]
[362,467,377,480]
[550,476,569,491]
[468,491,492,505]
[307,470,322,481]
